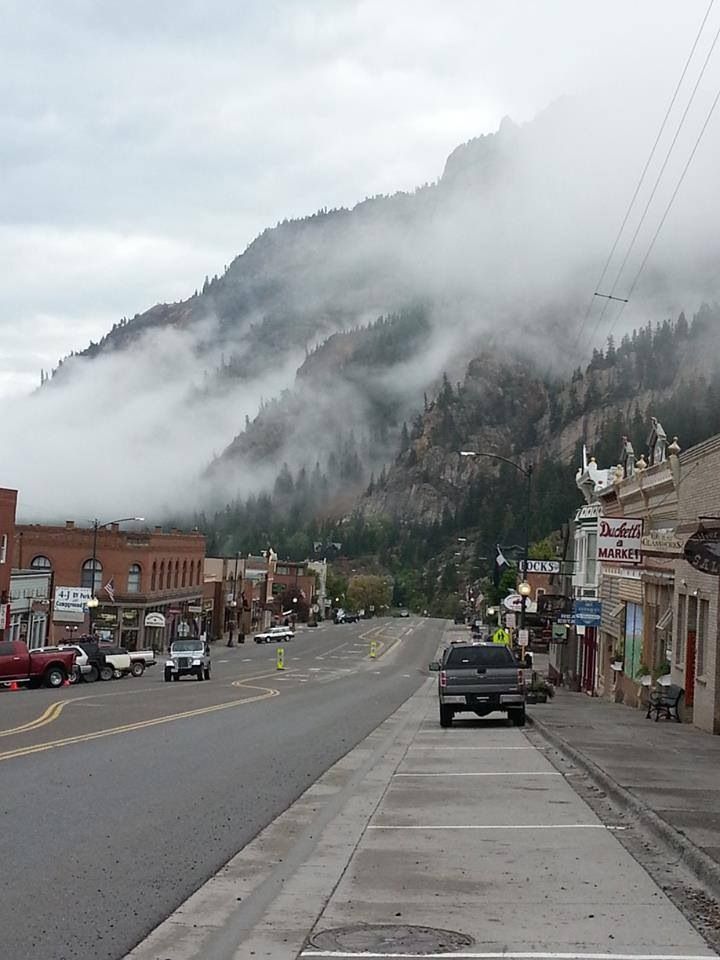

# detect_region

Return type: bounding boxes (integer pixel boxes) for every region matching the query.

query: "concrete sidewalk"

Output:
[528,690,720,893]
[128,679,716,960]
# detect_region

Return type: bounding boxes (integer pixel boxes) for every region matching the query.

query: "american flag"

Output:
[103,578,116,603]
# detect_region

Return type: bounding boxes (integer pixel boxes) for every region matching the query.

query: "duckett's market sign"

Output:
[598,518,643,565]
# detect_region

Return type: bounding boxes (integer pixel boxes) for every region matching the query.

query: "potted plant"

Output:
[654,660,671,686]
[611,649,624,672]
[635,664,652,687]
[526,674,555,704]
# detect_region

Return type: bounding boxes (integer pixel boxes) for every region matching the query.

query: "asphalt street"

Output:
[0,616,442,960]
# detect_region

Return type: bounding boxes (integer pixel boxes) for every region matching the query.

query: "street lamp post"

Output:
[460,451,533,630]
[87,516,144,636]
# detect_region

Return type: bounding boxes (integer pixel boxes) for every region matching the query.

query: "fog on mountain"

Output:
[5,92,720,521]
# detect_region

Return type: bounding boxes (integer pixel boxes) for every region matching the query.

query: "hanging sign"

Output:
[520,560,561,574]
[598,518,643,564]
[144,612,166,628]
[684,525,720,576]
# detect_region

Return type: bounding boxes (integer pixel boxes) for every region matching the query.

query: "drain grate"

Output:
[309,922,474,954]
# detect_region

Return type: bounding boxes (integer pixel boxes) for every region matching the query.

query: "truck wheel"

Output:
[99,664,114,682]
[164,669,172,682]
[204,667,211,680]
[439,705,453,727]
[84,664,99,683]
[510,709,526,727]
[130,661,145,677]
[68,666,81,685]
[196,668,204,681]
[44,666,66,689]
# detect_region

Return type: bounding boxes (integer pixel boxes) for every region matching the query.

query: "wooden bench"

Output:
[646,683,683,722]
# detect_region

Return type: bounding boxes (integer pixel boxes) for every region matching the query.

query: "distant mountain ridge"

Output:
[36,96,720,526]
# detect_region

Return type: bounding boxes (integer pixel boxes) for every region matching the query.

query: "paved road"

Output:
[0,617,443,960]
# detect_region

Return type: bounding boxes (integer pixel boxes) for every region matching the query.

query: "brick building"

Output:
[0,488,18,639]
[14,521,206,650]
[204,556,246,641]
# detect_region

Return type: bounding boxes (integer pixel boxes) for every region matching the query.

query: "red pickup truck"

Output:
[0,640,76,688]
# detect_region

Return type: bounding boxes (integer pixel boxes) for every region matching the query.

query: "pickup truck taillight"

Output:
[440,670,447,688]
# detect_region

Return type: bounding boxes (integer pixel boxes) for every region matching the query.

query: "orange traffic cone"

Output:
[62,678,70,687]
[9,681,19,691]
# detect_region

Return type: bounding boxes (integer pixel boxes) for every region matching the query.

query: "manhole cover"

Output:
[309,923,474,954]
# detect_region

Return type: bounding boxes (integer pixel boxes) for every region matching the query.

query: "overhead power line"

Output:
[586,14,720,351]
[605,79,720,339]
[572,0,716,357]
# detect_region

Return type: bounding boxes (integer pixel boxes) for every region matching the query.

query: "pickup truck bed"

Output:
[431,642,526,727]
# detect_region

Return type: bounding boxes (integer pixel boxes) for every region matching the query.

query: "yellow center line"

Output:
[0,679,280,764]
[0,697,91,738]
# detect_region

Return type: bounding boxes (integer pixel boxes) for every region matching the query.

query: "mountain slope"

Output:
[16,96,720,522]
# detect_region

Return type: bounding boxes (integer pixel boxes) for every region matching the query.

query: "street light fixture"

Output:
[87,516,144,635]
[518,581,532,598]
[460,450,533,630]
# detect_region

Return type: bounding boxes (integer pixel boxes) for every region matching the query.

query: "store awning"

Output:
[656,607,673,631]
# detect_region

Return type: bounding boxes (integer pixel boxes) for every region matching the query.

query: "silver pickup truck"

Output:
[430,642,526,727]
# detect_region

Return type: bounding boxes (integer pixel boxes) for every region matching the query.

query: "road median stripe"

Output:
[0,698,86,738]
[0,682,279,763]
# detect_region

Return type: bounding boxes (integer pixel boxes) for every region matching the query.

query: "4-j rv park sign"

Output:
[598,518,643,565]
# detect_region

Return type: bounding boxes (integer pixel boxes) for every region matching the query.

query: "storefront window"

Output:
[122,609,139,627]
[697,599,708,678]
[623,603,643,679]
[686,594,698,692]
[676,594,686,665]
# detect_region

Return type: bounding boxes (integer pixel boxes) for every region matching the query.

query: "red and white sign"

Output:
[598,518,643,565]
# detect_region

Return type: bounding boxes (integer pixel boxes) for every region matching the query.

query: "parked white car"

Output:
[254,625,295,644]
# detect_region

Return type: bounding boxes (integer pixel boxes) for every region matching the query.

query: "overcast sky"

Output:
[0,0,712,397]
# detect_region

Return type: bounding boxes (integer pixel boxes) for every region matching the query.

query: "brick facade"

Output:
[14,521,206,650]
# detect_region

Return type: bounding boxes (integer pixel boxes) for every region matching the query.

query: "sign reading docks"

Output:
[598,518,643,565]
[521,560,561,574]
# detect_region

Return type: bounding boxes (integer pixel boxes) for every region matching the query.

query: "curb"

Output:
[529,711,720,898]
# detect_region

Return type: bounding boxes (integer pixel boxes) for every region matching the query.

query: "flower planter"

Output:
[611,661,624,672]
[638,674,651,687]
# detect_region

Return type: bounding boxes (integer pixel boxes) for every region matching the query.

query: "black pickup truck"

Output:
[429,642,526,727]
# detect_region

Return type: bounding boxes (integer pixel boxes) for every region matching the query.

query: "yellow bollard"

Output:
[370,639,377,659]
[276,646,285,670]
